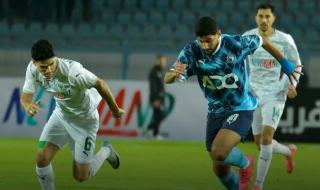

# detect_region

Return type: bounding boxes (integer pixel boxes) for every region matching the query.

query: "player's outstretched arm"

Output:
[20,92,40,116]
[164,71,179,84]
[94,78,125,118]
[261,36,303,84]
[164,62,187,84]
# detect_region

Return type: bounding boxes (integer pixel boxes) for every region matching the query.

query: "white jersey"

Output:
[23,58,102,119]
[243,28,301,104]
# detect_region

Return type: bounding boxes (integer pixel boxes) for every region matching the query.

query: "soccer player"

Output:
[20,39,125,190]
[243,4,302,190]
[164,17,301,190]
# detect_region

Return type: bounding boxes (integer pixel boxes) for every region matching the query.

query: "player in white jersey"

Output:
[243,4,302,190]
[20,39,125,190]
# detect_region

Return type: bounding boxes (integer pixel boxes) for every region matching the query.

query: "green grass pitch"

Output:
[0,138,319,190]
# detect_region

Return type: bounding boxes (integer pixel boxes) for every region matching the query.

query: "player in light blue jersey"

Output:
[164,17,301,190]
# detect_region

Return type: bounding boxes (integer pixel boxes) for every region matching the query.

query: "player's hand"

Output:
[288,65,303,85]
[26,101,41,116]
[173,62,187,77]
[287,85,297,99]
[279,59,303,85]
[112,108,126,119]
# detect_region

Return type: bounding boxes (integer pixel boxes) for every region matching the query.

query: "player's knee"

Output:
[73,172,89,182]
[36,151,50,167]
[260,135,273,145]
[210,147,228,162]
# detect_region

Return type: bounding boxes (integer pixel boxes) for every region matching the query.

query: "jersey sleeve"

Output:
[22,62,37,94]
[69,62,98,89]
[170,42,197,81]
[240,34,263,56]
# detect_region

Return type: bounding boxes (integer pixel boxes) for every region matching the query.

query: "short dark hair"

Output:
[195,16,219,37]
[31,39,55,61]
[256,3,275,13]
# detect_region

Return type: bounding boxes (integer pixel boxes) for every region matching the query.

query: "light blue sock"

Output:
[218,171,239,190]
[223,147,248,169]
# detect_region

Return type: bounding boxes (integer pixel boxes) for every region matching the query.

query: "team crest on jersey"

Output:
[227,113,239,125]
[226,54,236,63]
[51,81,71,99]
[38,78,72,99]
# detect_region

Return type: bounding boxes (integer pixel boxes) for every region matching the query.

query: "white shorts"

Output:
[252,100,285,135]
[39,110,99,164]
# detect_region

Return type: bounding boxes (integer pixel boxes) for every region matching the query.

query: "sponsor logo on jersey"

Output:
[202,73,239,90]
[261,59,275,68]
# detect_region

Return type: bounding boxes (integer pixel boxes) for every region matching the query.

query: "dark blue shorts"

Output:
[206,110,253,151]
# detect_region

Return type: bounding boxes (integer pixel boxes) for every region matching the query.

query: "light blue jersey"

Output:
[172,34,262,114]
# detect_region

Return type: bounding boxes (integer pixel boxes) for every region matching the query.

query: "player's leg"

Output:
[72,136,119,181]
[264,102,296,174]
[68,112,119,181]
[211,128,254,190]
[206,113,239,190]
[214,162,238,190]
[274,140,297,174]
[254,125,275,189]
[207,111,254,190]
[36,111,68,190]
[252,104,273,189]
[211,129,247,168]
[254,101,293,189]
[210,129,244,190]
[36,142,59,190]
[252,105,263,150]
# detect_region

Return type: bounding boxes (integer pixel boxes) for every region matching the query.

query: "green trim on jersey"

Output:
[38,141,46,149]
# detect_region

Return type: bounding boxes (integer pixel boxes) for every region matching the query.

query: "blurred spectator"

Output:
[145,55,167,140]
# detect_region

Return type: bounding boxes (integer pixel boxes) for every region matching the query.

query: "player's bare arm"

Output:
[164,62,187,84]
[20,92,40,116]
[94,78,125,118]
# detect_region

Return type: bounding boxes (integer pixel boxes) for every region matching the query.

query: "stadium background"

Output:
[0,0,319,190]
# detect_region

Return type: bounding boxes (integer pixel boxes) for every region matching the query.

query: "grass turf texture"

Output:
[0,138,319,190]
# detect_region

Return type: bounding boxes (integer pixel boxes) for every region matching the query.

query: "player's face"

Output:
[255,9,275,32]
[33,57,58,81]
[197,32,221,54]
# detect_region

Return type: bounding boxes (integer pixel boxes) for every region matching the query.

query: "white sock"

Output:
[36,164,55,190]
[255,144,273,188]
[90,147,111,177]
[272,140,291,156]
